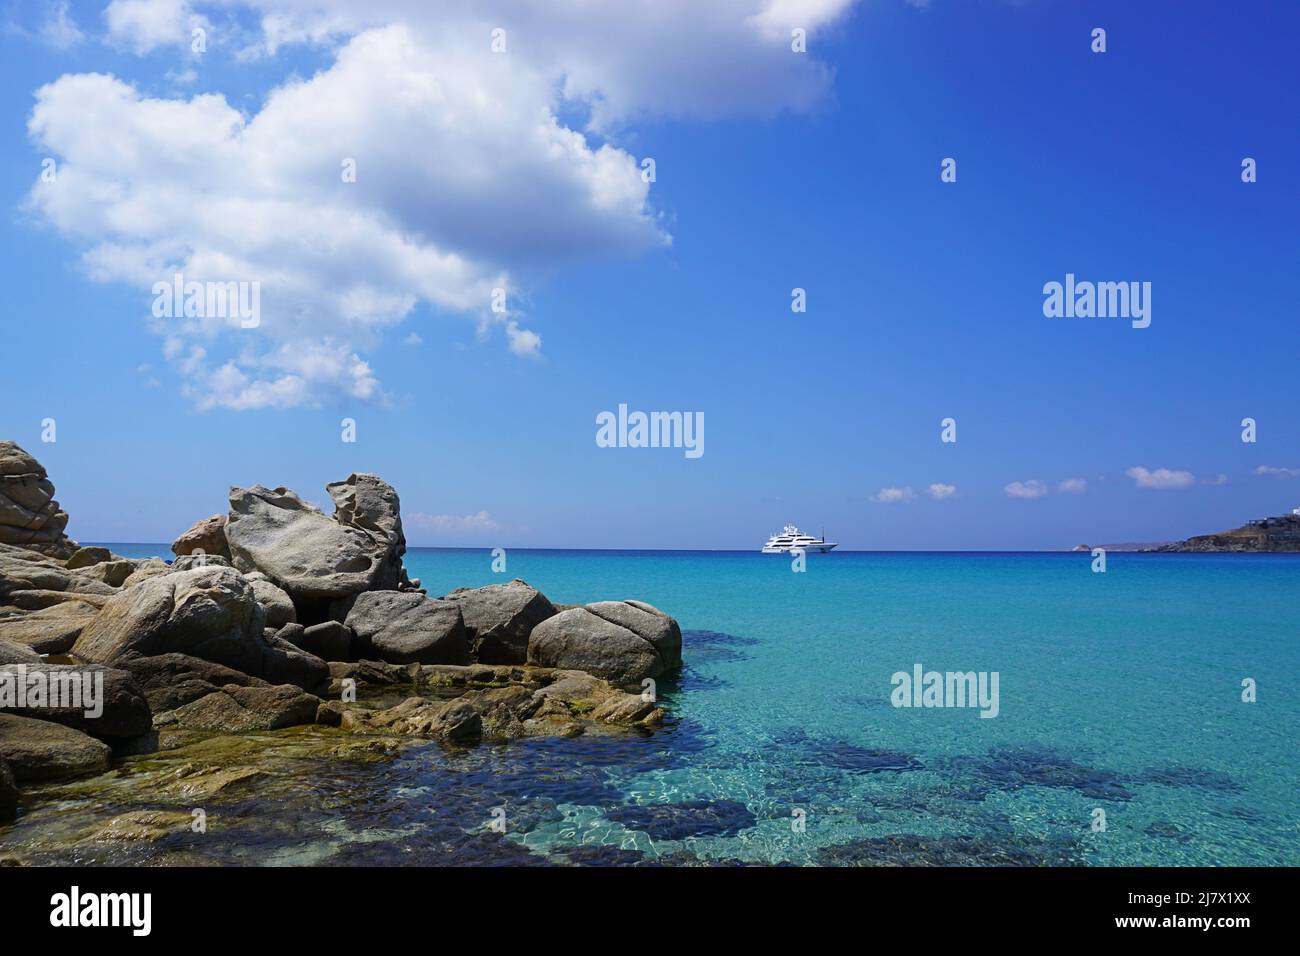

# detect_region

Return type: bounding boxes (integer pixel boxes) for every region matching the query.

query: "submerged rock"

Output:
[0,712,111,782]
[346,591,469,665]
[444,578,556,664]
[606,799,757,841]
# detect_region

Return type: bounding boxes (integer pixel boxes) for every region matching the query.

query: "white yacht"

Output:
[761,525,838,554]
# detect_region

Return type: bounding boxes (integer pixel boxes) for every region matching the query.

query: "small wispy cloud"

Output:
[1057,478,1088,494]
[1255,465,1300,479]
[40,0,84,49]
[1126,466,1195,490]
[927,483,957,500]
[1004,480,1048,500]
[402,332,423,347]
[870,486,915,504]
[1202,473,1229,486]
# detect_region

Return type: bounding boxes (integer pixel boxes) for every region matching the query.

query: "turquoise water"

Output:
[100,546,1299,865]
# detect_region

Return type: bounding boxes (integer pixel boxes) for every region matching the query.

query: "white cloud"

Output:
[1255,465,1300,479]
[505,321,542,359]
[28,2,861,410]
[927,483,956,500]
[1126,466,1195,490]
[40,1,85,49]
[1202,473,1229,486]
[402,332,423,347]
[871,486,915,504]
[1057,477,1088,494]
[1004,480,1048,500]
[26,25,665,408]
[221,0,858,128]
[406,510,500,533]
[104,0,205,54]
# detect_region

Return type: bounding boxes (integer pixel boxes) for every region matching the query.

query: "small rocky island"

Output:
[0,440,681,827]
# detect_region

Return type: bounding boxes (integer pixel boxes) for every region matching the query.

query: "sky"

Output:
[1,0,1298,550]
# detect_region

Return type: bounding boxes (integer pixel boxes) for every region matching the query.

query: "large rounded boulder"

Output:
[345,591,469,665]
[527,601,682,686]
[72,565,267,675]
[443,578,556,664]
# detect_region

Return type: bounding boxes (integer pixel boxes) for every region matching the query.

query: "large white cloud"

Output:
[29,0,858,409]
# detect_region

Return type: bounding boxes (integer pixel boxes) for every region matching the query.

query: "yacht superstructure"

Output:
[761,525,837,553]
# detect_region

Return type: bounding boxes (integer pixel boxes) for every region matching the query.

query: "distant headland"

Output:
[1073,512,1300,553]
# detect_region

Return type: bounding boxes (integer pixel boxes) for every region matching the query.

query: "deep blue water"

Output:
[98,545,1299,866]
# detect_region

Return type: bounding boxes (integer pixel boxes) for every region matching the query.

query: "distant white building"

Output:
[1293,506,1300,517]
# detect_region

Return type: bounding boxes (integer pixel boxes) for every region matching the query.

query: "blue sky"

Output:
[1,0,1298,550]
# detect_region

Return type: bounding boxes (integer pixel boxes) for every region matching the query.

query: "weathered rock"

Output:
[0,712,111,782]
[0,442,77,559]
[0,757,16,821]
[340,696,481,744]
[588,600,682,671]
[73,566,268,677]
[70,559,137,588]
[108,652,269,713]
[160,685,321,732]
[315,699,347,726]
[65,546,112,569]
[0,662,152,740]
[171,514,231,560]
[0,602,99,654]
[588,691,661,725]
[295,621,352,662]
[244,572,295,628]
[225,476,410,621]
[168,553,231,572]
[6,588,111,610]
[346,591,469,665]
[260,635,330,693]
[0,639,41,665]
[528,605,675,685]
[120,558,169,589]
[444,578,557,664]
[0,542,73,595]
[0,543,115,600]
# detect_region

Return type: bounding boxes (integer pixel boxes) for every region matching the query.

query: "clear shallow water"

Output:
[36,547,1300,866]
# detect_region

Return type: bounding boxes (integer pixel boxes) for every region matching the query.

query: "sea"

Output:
[5,546,1296,866]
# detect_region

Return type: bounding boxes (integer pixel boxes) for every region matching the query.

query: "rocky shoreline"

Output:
[0,441,681,832]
